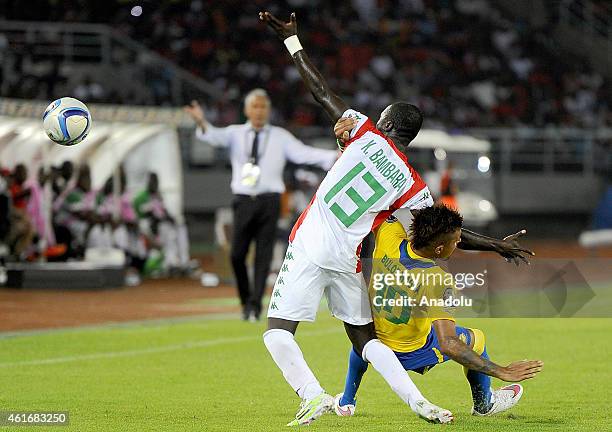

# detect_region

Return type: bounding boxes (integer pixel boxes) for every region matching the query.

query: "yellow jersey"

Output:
[370,216,456,353]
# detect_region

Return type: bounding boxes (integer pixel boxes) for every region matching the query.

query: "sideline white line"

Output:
[0,327,342,368]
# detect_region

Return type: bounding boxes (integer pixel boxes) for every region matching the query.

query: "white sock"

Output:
[362,339,425,411]
[263,329,325,400]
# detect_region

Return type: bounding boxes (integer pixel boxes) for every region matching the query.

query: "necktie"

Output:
[250,130,260,164]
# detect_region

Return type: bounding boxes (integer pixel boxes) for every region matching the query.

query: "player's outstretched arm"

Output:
[260,11,348,122]
[433,320,543,382]
[184,100,231,148]
[184,100,207,131]
[458,228,535,266]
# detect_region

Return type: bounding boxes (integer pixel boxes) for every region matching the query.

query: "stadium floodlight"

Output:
[477,156,490,173]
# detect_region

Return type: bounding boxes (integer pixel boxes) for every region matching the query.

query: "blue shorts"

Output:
[394,325,472,374]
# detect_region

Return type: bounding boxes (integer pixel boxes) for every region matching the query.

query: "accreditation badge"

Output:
[241,161,261,187]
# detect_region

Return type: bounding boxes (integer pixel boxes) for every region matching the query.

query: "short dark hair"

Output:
[409,204,463,250]
[385,102,423,143]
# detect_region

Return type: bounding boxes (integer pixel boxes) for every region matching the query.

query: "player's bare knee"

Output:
[344,321,376,355]
[267,317,298,334]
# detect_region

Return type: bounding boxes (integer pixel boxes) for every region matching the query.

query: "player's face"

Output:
[376,105,392,130]
[439,228,462,259]
[245,96,271,129]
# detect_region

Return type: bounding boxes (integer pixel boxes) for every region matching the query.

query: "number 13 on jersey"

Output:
[324,161,387,227]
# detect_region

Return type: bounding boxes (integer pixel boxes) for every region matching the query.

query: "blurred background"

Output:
[0,0,610,311]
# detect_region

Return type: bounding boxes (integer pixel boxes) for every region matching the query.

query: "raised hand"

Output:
[498,360,544,382]
[183,100,206,129]
[258,10,348,121]
[259,11,297,40]
[497,229,535,266]
[334,117,358,143]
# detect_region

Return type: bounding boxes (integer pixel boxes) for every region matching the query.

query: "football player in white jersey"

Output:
[259,11,534,426]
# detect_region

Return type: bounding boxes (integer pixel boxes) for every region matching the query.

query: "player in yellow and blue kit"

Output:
[334,205,544,419]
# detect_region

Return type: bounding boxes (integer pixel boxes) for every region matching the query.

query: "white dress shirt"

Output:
[196,121,338,195]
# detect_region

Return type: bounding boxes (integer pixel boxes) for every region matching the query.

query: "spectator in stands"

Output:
[92,171,147,272]
[54,164,97,258]
[0,174,11,250]
[134,173,171,236]
[25,167,55,249]
[439,161,459,211]
[0,34,7,95]
[115,170,148,273]
[51,162,75,256]
[87,177,115,250]
[52,161,75,199]
[41,60,66,100]
[1,2,611,129]
[8,164,34,257]
[133,172,191,276]
[73,75,106,103]
[10,164,31,211]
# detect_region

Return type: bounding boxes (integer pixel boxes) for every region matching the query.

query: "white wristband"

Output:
[283,35,303,56]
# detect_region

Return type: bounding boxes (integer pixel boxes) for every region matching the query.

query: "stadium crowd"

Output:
[0,163,194,278]
[0,0,610,129]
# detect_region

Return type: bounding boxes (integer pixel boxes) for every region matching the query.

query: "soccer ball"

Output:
[43,97,92,146]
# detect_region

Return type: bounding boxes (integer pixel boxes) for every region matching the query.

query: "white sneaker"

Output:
[413,400,454,424]
[333,393,356,416]
[287,393,334,426]
[472,384,523,416]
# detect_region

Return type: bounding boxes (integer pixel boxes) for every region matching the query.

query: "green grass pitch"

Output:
[1,314,610,431]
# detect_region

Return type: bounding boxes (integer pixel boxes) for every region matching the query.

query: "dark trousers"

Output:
[230,193,280,316]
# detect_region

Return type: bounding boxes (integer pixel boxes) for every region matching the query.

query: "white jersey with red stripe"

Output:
[289,109,434,273]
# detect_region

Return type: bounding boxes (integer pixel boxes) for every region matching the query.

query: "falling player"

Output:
[259,11,535,426]
[333,205,543,418]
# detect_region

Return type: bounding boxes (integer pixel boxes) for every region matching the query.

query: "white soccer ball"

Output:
[42,97,92,146]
